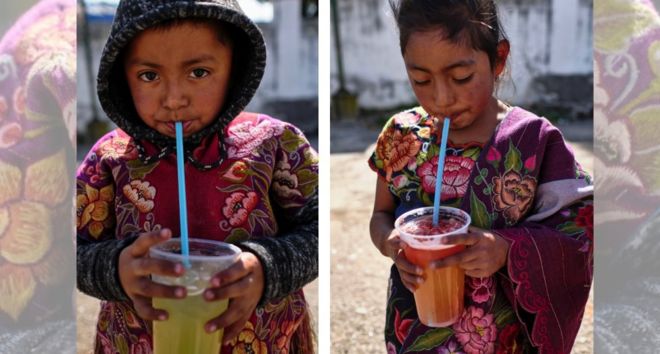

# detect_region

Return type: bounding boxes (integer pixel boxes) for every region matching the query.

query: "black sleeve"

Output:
[238,192,318,307]
[76,235,137,302]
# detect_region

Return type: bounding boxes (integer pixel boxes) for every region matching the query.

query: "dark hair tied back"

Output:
[389,0,507,68]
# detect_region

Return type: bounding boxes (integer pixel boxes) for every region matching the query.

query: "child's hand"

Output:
[118,228,186,321]
[386,230,425,293]
[430,226,510,278]
[203,252,264,345]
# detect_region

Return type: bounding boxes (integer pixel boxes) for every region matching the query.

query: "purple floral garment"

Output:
[369,107,593,354]
[77,112,318,354]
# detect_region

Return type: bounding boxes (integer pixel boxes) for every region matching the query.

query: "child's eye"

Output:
[413,79,430,86]
[138,71,159,82]
[454,74,473,84]
[190,68,210,78]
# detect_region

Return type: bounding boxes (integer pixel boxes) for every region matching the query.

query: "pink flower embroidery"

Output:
[99,137,138,160]
[468,277,494,304]
[386,342,397,354]
[453,306,497,354]
[222,191,259,226]
[13,86,26,115]
[442,156,475,200]
[417,155,474,200]
[438,340,466,354]
[226,119,284,158]
[392,174,409,190]
[486,146,501,164]
[393,111,420,126]
[524,155,536,171]
[122,180,156,213]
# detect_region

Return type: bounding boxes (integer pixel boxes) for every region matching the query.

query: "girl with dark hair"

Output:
[368,1,593,353]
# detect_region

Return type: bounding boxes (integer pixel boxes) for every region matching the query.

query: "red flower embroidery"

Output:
[575,204,593,241]
[486,146,502,164]
[394,308,414,344]
[377,127,421,181]
[222,191,258,226]
[468,276,494,304]
[492,171,537,224]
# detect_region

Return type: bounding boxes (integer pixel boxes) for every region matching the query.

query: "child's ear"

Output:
[494,40,510,77]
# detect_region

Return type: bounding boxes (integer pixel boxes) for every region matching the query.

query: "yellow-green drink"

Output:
[153,295,228,354]
[150,238,241,354]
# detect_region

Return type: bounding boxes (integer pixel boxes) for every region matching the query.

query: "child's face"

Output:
[403,30,506,130]
[123,21,233,138]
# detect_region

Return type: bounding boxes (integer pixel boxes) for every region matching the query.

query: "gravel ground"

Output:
[330,120,594,354]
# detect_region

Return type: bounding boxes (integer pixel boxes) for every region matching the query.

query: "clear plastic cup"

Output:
[150,238,241,354]
[395,206,471,327]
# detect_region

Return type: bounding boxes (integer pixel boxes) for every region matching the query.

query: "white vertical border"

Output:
[317,0,331,353]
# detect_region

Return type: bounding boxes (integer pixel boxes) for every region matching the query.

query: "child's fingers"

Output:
[209,255,251,287]
[133,295,169,321]
[222,318,250,345]
[430,249,478,269]
[203,272,254,301]
[133,277,186,299]
[204,300,248,334]
[441,232,480,246]
[394,250,422,275]
[131,228,172,257]
[132,257,183,277]
[399,271,422,291]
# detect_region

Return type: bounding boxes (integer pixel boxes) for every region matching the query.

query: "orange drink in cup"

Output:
[395,206,471,327]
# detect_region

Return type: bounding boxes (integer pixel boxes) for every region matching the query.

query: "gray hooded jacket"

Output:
[77,0,318,307]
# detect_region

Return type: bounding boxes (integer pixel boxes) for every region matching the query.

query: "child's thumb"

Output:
[131,228,172,256]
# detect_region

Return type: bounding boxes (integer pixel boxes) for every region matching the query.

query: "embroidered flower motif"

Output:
[417,155,474,200]
[523,155,536,171]
[273,153,303,200]
[495,323,522,354]
[453,306,497,354]
[222,191,259,227]
[468,277,494,304]
[443,156,475,200]
[275,320,296,353]
[392,174,409,190]
[226,118,284,158]
[377,127,422,181]
[129,335,151,354]
[122,180,156,213]
[492,170,537,224]
[77,184,114,238]
[394,111,420,126]
[230,322,268,354]
[575,204,594,241]
[394,308,414,344]
[98,137,138,160]
[13,86,26,115]
[222,161,250,183]
[486,146,502,164]
[438,340,466,354]
[0,122,23,149]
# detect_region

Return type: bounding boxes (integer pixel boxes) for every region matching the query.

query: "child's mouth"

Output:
[166,121,193,134]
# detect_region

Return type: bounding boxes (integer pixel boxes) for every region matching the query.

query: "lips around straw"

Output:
[175,122,191,268]
[432,117,450,226]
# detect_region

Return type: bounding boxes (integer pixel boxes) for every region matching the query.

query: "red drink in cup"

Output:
[395,207,471,327]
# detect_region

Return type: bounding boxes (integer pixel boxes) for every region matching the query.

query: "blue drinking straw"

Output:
[432,117,451,226]
[175,122,190,268]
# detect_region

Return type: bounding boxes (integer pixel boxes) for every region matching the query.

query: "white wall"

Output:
[332,0,593,109]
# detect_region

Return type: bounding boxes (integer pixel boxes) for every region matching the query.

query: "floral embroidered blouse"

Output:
[76,113,318,354]
[369,107,593,354]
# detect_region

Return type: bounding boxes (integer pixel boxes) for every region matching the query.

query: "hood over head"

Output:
[96,0,266,167]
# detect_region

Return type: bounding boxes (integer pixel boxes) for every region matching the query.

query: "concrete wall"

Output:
[332,0,593,112]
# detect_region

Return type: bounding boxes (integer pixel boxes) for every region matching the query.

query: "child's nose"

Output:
[162,83,189,111]
[433,82,455,111]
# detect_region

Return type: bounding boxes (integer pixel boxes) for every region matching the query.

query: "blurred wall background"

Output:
[331,0,593,122]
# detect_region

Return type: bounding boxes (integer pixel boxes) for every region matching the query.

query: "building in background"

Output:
[77,0,318,146]
[331,0,593,121]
